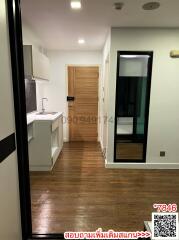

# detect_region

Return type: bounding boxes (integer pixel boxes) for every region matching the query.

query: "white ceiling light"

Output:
[71,0,82,10]
[121,55,138,58]
[78,38,85,44]
[121,55,149,59]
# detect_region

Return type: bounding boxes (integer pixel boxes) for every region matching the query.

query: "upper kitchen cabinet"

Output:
[23,45,50,81]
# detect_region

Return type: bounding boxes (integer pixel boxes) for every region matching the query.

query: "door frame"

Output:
[102,55,109,157]
[7,0,32,239]
[66,64,101,142]
[6,0,64,239]
[114,51,153,163]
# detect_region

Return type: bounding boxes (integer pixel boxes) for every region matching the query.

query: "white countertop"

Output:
[27,111,63,125]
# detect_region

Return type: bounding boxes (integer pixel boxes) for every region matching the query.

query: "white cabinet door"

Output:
[32,46,50,80]
[28,121,52,169]
[28,115,63,171]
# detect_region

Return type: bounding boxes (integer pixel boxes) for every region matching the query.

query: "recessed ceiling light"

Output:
[71,0,81,10]
[121,55,149,59]
[142,2,160,10]
[121,55,139,59]
[78,39,85,44]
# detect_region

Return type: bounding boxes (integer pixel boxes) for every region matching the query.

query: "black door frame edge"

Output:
[114,50,153,163]
[6,0,32,239]
[6,0,65,239]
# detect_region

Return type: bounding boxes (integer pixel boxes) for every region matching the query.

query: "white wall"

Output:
[103,32,111,67]
[107,28,179,167]
[101,32,111,153]
[43,50,102,141]
[0,0,22,239]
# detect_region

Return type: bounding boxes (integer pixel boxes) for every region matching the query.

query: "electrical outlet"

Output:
[160,151,166,157]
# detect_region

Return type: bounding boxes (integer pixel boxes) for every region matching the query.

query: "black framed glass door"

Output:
[114,51,153,162]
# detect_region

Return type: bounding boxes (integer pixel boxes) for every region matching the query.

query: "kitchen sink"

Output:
[37,112,58,115]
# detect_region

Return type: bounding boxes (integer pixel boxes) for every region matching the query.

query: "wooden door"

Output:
[68,66,99,142]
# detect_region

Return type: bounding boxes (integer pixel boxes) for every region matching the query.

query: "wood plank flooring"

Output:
[30,142,179,234]
[116,143,143,160]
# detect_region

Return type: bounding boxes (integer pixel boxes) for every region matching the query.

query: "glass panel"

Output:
[115,53,152,162]
[136,77,147,135]
[119,55,149,77]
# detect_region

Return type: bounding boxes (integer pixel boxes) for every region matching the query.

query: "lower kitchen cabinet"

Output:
[28,114,63,171]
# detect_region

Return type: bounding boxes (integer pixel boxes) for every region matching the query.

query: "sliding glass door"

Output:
[114,51,153,162]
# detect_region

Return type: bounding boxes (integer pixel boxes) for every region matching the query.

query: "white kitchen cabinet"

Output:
[27,123,33,142]
[58,116,63,153]
[23,45,50,81]
[28,115,63,171]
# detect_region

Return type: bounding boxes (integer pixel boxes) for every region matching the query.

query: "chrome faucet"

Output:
[42,98,48,113]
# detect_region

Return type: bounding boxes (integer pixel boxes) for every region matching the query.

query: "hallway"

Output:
[30,142,179,234]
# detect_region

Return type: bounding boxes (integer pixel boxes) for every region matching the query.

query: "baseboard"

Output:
[29,165,53,171]
[105,163,179,169]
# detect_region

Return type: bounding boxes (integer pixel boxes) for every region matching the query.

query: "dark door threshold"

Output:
[31,234,64,239]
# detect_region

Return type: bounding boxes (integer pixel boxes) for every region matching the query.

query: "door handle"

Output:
[67,96,75,101]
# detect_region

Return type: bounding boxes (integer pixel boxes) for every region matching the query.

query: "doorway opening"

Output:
[8,1,179,240]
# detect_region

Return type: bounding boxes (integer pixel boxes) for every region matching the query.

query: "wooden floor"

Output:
[116,143,143,160]
[30,142,179,234]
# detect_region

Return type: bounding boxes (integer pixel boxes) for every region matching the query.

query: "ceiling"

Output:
[21,0,179,50]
